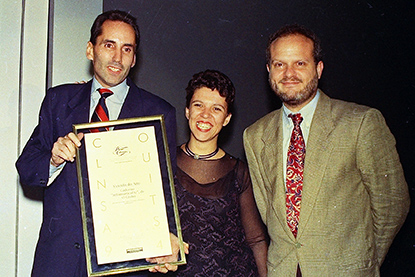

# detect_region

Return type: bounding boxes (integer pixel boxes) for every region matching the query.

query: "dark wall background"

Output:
[105,1,415,275]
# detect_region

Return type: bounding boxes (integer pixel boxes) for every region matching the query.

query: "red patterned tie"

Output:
[286,113,305,237]
[90,88,113,132]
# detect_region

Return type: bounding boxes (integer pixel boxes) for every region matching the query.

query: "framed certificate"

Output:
[73,115,185,276]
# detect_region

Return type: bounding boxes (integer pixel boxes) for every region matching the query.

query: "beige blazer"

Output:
[243,91,409,276]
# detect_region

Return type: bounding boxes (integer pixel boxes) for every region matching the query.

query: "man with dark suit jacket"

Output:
[16,10,178,276]
[243,24,410,276]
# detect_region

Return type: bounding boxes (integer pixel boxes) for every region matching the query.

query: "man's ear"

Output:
[317,61,324,79]
[131,54,136,68]
[86,42,94,61]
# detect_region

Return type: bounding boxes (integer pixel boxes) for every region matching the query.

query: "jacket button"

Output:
[74,243,81,249]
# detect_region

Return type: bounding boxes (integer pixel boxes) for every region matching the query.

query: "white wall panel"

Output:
[17,0,49,275]
[52,0,102,86]
[0,0,23,275]
[0,0,101,276]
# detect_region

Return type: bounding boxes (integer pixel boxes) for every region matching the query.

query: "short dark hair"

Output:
[266,24,322,65]
[185,69,235,114]
[90,10,140,51]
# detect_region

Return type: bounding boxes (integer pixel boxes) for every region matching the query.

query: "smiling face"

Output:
[267,34,323,111]
[185,87,232,146]
[86,20,136,88]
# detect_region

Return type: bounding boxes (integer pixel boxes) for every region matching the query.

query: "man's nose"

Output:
[284,65,296,77]
[113,49,122,62]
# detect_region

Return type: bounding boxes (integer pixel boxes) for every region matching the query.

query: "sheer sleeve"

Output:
[237,161,269,277]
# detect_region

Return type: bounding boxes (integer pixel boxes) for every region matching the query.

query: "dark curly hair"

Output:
[266,24,322,65]
[89,10,140,51]
[185,69,235,114]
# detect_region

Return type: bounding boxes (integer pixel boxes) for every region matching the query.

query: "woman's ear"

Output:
[185,107,190,120]
[223,113,232,126]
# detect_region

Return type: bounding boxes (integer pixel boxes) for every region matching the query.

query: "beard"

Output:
[270,73,319,107]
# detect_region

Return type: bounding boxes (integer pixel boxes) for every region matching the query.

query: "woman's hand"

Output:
[146,233,189,273]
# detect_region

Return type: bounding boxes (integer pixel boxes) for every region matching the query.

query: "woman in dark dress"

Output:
[173,70,268,276]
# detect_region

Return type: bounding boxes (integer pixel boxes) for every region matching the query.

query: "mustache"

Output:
[279,77,302,83]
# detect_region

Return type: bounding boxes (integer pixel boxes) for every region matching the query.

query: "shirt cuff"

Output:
[48,162,65,186]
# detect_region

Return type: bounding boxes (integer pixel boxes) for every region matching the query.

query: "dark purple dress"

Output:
[173,147,266,276]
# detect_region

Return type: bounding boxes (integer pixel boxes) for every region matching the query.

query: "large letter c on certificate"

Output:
[93,138,102,148]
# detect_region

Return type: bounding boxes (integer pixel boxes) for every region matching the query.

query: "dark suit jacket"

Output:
[243,91,409,276]
[16,78,177,276]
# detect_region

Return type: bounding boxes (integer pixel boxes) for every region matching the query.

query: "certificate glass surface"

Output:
[73,116,185,276]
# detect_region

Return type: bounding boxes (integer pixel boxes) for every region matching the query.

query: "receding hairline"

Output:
[96,20,138,48]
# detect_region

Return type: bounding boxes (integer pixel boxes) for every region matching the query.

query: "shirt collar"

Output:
[91,77,129,104]
[283,89,320,126]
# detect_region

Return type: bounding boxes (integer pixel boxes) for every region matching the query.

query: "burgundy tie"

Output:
[286,113,305,237]
[90,88,113,132]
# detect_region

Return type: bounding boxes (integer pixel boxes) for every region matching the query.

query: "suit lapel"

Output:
[297,91,335,238]
[118,78,143,119]
[61,79,145,131]
[65,82,91,128]
[261,109,294,238]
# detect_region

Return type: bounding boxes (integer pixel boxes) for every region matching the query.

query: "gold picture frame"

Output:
[73,115,185,276]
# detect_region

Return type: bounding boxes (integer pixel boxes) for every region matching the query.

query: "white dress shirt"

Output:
[282,90,320,180]
[48,78,130,185]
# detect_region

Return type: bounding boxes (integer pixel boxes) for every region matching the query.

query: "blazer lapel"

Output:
[261,109,294,238]
[65,82,91,128]
[118,78,143,119]
[297,91,335,238]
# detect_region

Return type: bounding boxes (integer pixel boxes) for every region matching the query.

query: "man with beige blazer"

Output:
[243,24,410,276]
